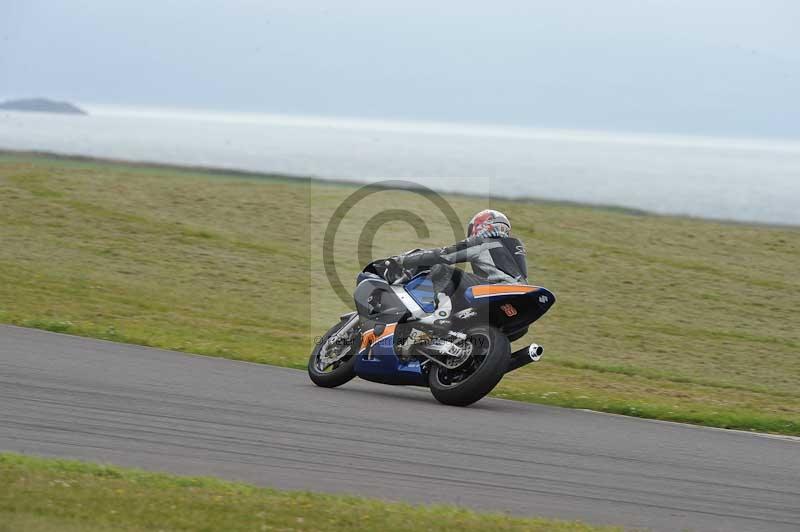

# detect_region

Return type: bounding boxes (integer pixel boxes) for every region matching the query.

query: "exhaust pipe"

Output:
[506,343,543,373]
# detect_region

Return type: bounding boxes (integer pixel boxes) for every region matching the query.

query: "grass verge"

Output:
[0,453,618,532]
[1,152,799,435]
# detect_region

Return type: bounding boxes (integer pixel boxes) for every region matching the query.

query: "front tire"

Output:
[308,319,360,388]
[428,326,510,406]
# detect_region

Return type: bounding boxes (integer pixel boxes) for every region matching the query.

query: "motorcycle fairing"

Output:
[403,272,436,313]
[358,323,397,354]
[354,322,426,386]
[353,276,409,324]
[469,285,555,337]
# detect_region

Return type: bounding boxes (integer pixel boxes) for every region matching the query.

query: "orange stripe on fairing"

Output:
[359,323,398,351]
[470,285,540,298]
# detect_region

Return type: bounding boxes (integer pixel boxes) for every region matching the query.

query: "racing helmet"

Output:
[467,209,511,238]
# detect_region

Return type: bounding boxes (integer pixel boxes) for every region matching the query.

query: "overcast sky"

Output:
[2,0,799,137]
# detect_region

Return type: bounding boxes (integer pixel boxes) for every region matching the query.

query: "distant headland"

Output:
[0,98,87,115]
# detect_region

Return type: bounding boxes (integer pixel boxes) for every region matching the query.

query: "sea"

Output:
[1,104,799,226]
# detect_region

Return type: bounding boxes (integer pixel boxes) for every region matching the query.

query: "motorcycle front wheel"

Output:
[307,318,360,388]
[428,326,510,406]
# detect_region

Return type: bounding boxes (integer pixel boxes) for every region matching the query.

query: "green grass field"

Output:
[0,453,617,532]
[1,152,799,435]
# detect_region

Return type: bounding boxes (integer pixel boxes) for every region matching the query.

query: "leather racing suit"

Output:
[398,235,528,296]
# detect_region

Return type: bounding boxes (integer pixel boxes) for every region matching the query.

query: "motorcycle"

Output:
[308,257,556,406]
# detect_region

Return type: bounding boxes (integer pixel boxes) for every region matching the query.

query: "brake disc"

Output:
[319,329,356,367]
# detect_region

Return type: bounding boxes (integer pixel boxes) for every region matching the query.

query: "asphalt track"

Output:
[1,325,798,531]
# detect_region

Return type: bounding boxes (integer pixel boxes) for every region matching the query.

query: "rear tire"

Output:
[428,326,510,406]
[308,319,359,388]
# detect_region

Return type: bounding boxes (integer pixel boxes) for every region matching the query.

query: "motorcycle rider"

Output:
[393,209,528,319]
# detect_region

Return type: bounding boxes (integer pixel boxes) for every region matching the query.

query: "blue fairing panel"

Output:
[354,339,426,386]
[404,273,436,313]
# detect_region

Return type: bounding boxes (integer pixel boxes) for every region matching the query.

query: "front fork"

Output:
[332,313,359,344]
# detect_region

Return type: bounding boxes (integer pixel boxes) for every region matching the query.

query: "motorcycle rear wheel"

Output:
[308,319,360,388]
[428,326,510,406]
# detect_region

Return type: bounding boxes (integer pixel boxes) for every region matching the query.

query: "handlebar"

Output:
[364,256,409,284]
